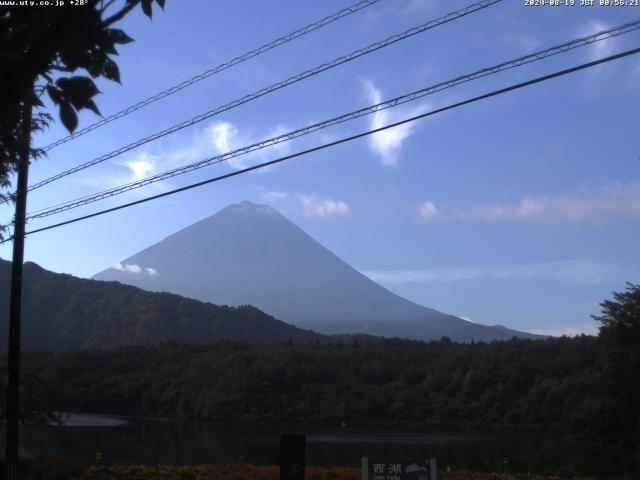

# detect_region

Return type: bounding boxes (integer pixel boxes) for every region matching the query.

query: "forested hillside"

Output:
[0,259,328,350]
[7,282,640,476]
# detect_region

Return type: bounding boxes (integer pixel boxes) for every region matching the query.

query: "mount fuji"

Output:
[94,201,542,342]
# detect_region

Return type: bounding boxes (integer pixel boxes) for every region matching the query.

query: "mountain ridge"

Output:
[94,201,543,342]
[0,258,330,351]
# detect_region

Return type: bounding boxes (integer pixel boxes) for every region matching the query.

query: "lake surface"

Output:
[20,414,552,473]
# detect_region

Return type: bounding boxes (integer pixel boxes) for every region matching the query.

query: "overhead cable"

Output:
[2,45,636,244]
[40,0,386,152]
[25,0,504,193]
[23,20,640,221]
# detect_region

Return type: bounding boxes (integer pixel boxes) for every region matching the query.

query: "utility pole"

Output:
[5,91,33,480]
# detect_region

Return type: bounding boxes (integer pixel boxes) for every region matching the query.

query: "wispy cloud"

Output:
[78,151,162,193]
[123,157,154,181]
[299,194,350,218]
[77,77,428,193]
[363,258,637,286]
[207,121,291,170]
[78,118,294,192]
[418,182,640,224]
[363,80,420,166]
[208,123,235,158]
[113,262,157,276]
[259,189,351,219]
[418,201,439,222]
[576,20,621,87]
[579,20,615,61]
[261,190,289,202]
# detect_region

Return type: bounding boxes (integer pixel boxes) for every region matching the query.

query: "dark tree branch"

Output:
[103,2,138,27]
[100,0,118,14]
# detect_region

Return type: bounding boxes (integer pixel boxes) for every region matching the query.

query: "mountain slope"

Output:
[94,201,541,341]
[0,259,329,351]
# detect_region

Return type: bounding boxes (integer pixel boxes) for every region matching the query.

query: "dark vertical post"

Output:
[5,92,32,480]
[361,457,369,480]
[280,434,305,480]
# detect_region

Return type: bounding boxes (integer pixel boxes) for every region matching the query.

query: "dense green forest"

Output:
[18,337,598,430]
[2,281,638,476]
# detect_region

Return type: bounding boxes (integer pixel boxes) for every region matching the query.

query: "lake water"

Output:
[19,414,553,473]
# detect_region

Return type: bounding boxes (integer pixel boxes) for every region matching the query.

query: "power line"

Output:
[3,45,637,245]
[25,0,503,193]
[40,0,385,152]
[22,20,640,221]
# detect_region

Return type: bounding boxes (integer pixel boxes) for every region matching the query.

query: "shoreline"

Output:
[11,460,595,480]
[54,412,561,435]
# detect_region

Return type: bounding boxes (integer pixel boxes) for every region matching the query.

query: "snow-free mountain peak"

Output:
[94,202,542,341]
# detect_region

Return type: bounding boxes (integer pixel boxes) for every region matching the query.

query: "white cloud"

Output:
[84,118,297,192]
[208,122,248,169]
[72,111,311,202]
[162,145,204,168]
[77,151,160,192]
[207,121,291,170]
[299,194,351,219]
[363,80,418,166]
[208,122,235,154]
[258,188,351,220]
[363,258,638,286]
[576,20,621,87]
[79,80,426,194]
[113,262,157,276]
[579,20,615,61]
[419,182,640,224]
[124,158,154,181]
[113,262,141,273]
[418,201,439,222]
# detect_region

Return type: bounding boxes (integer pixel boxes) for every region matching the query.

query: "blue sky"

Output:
[2,0,639,336]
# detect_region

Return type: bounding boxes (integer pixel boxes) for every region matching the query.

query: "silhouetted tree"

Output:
[0,0,165,210]
[594,283,639,474]
[569,283,640,476]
